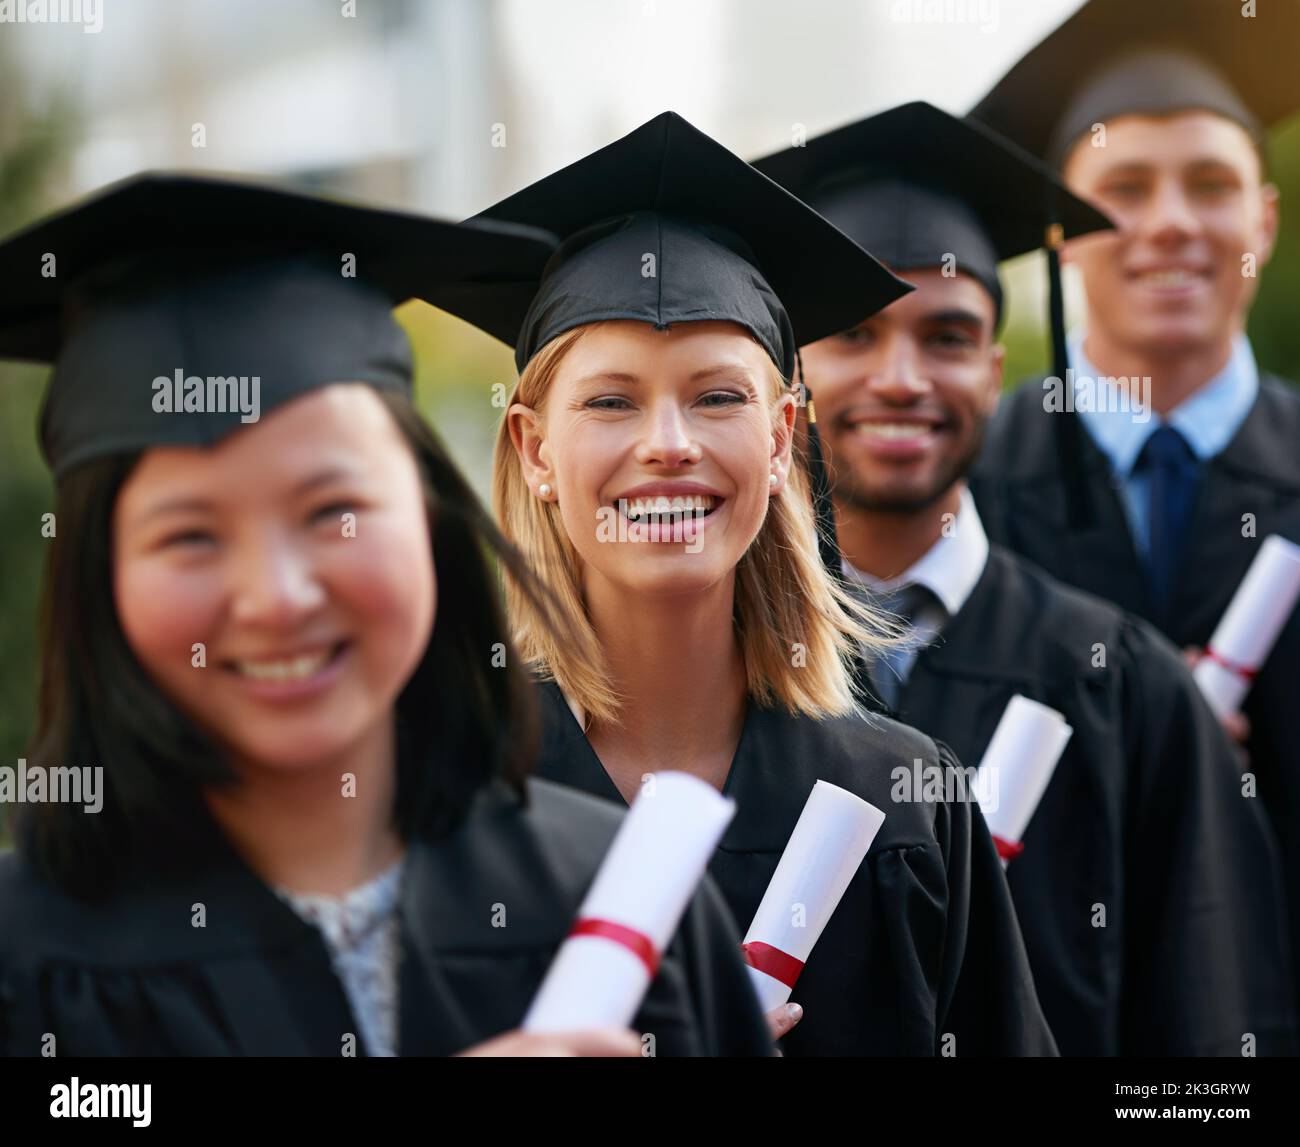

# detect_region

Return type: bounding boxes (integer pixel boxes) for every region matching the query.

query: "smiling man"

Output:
[969,0,1300,1023]
[754,100,1297,1055]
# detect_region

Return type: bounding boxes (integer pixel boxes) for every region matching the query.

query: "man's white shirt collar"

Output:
[842,487,990,619]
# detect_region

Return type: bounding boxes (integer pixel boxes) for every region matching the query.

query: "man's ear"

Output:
[506,403,553,490]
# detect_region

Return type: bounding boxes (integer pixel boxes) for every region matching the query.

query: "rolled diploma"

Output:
[976,695,1072,866]
[1192,534,1300,720]
[741,781,885,1012]
[523,771,735,1032]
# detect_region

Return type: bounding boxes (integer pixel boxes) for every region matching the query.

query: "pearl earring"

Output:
[768,473,779,488]
[538,483,552,498]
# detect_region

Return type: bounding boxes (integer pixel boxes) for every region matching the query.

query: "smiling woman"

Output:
[0,173,773,1058]
[466,111,1058,1056]
[110,385,436,780]
[496,318,883,725]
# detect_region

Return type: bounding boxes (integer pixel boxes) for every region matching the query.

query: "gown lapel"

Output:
[1165,377,1300,644]
[894,559,1046,751]
[131,821,364,1056]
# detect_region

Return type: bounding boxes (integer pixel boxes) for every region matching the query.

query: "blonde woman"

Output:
[452,113,1055,1057]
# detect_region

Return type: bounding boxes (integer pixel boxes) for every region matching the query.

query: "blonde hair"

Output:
[492,323,899,726]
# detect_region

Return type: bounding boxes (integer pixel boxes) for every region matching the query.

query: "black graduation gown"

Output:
[971,373,1300,1025]
[0,778,773,1057]
[863,544,1297,1056]
[533,679,1057,1057]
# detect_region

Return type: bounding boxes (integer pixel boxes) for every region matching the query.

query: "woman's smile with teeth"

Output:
[618,493,717,521]
[232,646,338,680]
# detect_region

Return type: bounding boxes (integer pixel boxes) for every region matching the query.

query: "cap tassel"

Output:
[1045,220,1095,531]
[794,347,845,581]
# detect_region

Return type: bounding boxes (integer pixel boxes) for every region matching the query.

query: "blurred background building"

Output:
[3,0,1300,768]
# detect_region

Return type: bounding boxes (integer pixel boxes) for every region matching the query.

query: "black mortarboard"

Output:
[971,0,1300,168]
[751,101,1112,322]
[447,110,911,379]
[0,173,557,479]
[434,111,912,574]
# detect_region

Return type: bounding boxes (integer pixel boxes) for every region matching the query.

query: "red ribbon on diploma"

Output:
[568,918,660,977]
[1204,646,1258,683]
[992,835,1024,862]
[741,941,806,989]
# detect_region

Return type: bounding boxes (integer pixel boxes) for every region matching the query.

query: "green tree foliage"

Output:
[0,51,70,837]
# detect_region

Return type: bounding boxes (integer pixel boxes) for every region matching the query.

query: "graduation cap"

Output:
[455,111,911,377]
[970,0,1300,169]
[752,101,1112,321]
[754,101,1114,530]
[436,110,912,573]
[0,173,557,479]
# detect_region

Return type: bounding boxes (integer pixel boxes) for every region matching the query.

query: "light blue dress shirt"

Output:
[1070,333,1259,558]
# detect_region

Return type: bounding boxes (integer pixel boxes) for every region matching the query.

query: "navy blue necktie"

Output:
[1137,424,1202,620]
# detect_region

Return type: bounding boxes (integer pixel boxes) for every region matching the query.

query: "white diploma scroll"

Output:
[975,695,1072,866]
[522,771,735,1032]
[740,781,886,1012]
[1192,534,1300,720]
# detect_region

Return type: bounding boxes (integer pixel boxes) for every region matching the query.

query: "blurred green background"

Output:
[1,37,73,843]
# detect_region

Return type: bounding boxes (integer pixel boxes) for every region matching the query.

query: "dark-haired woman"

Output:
[0,175,772,1057]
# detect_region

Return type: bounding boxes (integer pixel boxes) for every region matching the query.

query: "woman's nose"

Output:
[228,535,327,627]
[633,400,702,467]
